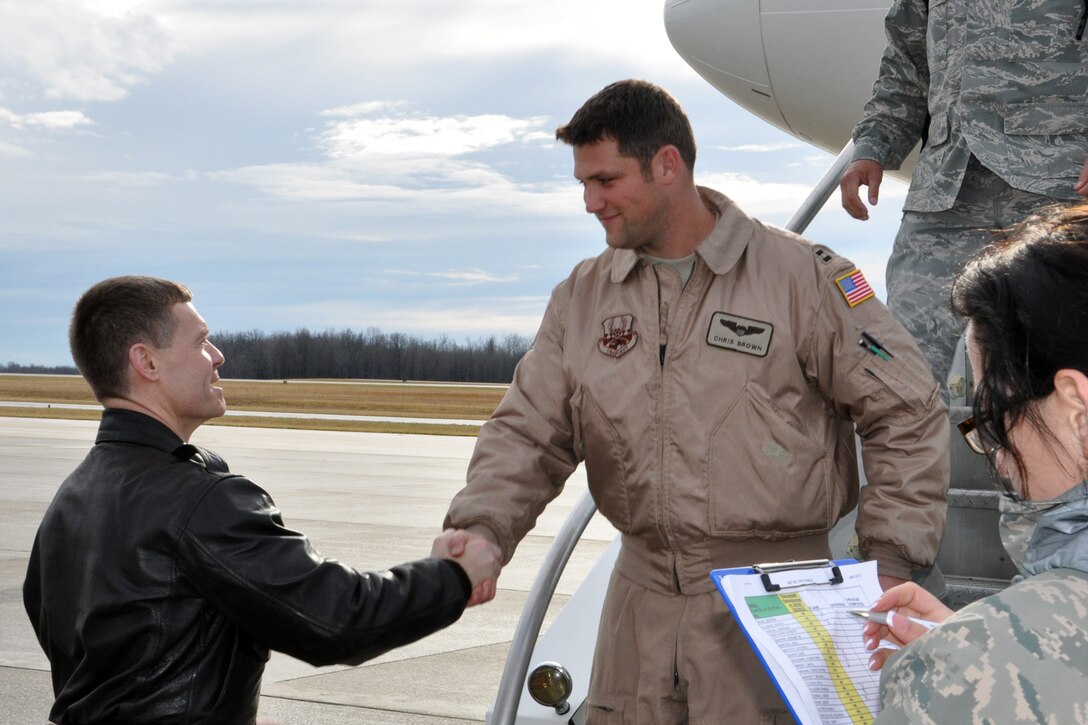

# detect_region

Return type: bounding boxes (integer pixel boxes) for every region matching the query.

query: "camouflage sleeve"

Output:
[875,571,1088,723]
[851,0,931,170]
[802,245,949,579]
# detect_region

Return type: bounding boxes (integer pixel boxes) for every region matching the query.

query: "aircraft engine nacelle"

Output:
[664,0,894,157]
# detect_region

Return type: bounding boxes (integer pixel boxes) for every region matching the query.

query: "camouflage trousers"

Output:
[888,157,1058,396]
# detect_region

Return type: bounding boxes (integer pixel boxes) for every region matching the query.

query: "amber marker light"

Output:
[527,661,573,715]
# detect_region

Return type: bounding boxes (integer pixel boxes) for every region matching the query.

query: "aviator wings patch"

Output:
[706,312,773,357]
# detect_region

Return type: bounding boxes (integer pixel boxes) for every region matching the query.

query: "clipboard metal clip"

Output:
[753,559,844,592]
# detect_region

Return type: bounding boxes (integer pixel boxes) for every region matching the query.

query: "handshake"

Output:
[431,528,504,607]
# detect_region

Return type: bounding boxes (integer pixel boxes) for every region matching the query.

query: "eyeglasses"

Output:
[957,415,993,455]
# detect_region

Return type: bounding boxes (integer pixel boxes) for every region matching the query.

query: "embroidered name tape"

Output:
[706,312,773,357]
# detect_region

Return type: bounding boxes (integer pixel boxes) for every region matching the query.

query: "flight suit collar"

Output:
[609,186,754,283]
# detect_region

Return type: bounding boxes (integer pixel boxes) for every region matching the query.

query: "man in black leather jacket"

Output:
[23,275,502,724]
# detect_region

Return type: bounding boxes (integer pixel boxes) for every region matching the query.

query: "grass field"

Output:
[0,375,507,436]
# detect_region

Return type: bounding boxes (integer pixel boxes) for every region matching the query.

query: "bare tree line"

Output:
[212,328,532,383]
[4,328,533,383]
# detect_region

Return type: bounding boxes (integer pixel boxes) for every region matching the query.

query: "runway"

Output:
[0,417,615,724]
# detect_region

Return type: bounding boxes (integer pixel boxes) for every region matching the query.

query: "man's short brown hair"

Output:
[555,79,697,177]
[69,276,193,401]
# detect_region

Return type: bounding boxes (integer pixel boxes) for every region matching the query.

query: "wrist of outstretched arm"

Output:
[463,521,511,565]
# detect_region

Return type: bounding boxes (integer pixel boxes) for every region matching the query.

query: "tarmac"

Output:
[0,416,615,724]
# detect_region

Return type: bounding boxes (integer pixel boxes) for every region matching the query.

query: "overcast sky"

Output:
[0,0,907,367]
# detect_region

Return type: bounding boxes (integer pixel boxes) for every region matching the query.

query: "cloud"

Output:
[717,142,804,153]
[212,159,577,219]
[80,171,176,186]
[0,140,29,157]
[698,171,818,217]
[0,0,178,102]
[319,110,551,159]
[153,0,689,78]
[320,101,412,118]
[392,268,520,285]
[210,104,577,217]
[227,296,549,338]
[0,108,95,130]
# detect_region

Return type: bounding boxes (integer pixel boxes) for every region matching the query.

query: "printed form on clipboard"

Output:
[711,559,883,725]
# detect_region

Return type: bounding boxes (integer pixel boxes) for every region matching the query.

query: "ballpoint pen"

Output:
[848,608,940,630]
[858,338,891,361]
[860,331,894,359]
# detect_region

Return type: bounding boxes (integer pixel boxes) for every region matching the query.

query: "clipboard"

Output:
[711,559,882,725]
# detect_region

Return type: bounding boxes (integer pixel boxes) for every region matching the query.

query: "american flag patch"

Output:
[835,269,875,307]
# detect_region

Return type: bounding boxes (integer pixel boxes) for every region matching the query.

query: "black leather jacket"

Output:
[23,409,471,724]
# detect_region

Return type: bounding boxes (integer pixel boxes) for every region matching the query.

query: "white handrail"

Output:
[489,490,598,724]
[784,141,854,234]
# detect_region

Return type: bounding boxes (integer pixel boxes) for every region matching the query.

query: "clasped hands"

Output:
[431,528,503,607]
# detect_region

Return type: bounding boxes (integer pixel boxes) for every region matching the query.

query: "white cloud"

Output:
[0,140,29,157]
[153,0,689,78]
[210,105,578,217]
[212,159,577,218]
[0,0,178,101]
[81,170,175,186]
[320,112,550,159]
[0,106,94,130]
[27,110,95,130]
[406,269,520,285]
[717,142,804,153]
[698,171,818,217]
[320,101,412,118]
[232,296,549,338]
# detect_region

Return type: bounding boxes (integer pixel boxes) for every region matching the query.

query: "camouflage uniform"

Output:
[851,0,1088,384]
[874,481,1088,723]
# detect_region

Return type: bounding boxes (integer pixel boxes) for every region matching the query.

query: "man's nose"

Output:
[584,186,604,214]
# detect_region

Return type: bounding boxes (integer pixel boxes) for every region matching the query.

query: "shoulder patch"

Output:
[835,269,876,307]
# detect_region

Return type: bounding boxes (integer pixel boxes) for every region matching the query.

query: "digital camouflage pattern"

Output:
[852,0,1088,213]
[874,569,1088,724]
[885,158,1055,383]
[851,0,1088,385]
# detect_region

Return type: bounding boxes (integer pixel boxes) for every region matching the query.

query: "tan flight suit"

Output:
[445,187,949,723]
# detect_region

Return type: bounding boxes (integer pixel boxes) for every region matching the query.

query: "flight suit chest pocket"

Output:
[571,385,632,533]
[707,383,831,537]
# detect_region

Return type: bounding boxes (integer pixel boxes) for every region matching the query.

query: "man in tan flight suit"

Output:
[438,80,949,724]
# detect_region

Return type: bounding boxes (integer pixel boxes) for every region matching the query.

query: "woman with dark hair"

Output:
[861,202,1088,722]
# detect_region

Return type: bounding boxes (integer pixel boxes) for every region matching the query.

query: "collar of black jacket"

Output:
[96,408,185,454]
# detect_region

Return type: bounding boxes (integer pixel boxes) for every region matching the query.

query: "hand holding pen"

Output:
[850,608,939,631]
[855,582,953,671]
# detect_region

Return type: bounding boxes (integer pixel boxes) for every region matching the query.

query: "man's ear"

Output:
[1052,369,1088,459]
[128,343,160,383]
[653,145,683,184]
